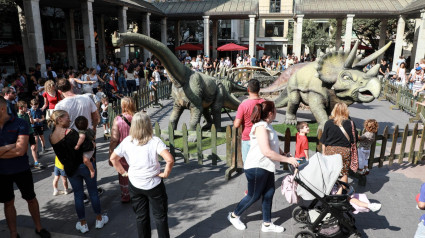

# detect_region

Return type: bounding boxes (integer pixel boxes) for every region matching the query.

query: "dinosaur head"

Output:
[316,41,391,103]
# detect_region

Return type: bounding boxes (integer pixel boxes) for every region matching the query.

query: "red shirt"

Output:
[235,98,265,141]
[42,91,62,109]
[295,132,308,158]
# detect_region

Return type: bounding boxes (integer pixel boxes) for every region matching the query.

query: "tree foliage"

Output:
[288,19,331,53]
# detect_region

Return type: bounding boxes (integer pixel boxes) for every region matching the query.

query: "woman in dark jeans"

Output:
[110,112,174,238]
[49,110,108,234]
[320,102,358,194]
[227,101,299,233]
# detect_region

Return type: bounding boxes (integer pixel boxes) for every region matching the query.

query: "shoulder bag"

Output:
[339,121,359,172]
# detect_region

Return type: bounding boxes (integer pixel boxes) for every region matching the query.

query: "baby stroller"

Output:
[289,153,361,238]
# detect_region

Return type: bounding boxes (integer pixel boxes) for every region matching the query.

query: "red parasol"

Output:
[217,43,248,51]
[175,43,203,51]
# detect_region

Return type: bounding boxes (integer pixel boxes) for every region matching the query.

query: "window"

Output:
[219,20,231,39]
[244,20,260,38]
[0,23,13,38]
[270,0,281,13]
[265,20,284,37]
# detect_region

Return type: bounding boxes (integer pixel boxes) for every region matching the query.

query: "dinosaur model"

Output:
[268,41,391,128]
[112,32,245,131]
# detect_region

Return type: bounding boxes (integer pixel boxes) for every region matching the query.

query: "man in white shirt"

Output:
[153,67,161,82]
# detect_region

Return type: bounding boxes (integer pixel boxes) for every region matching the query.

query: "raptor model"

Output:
[112,32,245,131]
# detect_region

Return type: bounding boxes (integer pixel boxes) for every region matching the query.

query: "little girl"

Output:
[101,97,110,134]
[358,119,379,175]
[74,116,96,178]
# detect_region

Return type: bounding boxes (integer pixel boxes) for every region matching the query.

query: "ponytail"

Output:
[250,101,275,124]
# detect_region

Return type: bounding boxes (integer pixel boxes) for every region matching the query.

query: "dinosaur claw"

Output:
[283,118,297,125]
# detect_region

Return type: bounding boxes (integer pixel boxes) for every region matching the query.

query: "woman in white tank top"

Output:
[397,62,407,87]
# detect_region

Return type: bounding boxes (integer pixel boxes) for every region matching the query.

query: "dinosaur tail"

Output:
[274,90,288,108]
[223,91,241,110]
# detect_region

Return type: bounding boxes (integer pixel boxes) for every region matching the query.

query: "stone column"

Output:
[283,19,289,38]
[142,13,151,62]
[414,10,425,65]
[212,20,218,59]
[411,18,422,64]
[23,0,46,74]
[81,0,96,68]
[203,16,210,57]
[378,18,388,62]
[344,14,355,53]
[65,9,78,69]
[335,18,343,48]
[293,15,304,58]
[118,6,129,64]
[174,20,181,50]
[282,43,288,57]
[249,15,256,57]
[161,17,167,46]
[96,14,107,63]
[17,5,31,72]
[392,15,406,71]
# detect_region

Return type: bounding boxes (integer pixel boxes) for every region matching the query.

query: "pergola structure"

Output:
[293,0,425,70]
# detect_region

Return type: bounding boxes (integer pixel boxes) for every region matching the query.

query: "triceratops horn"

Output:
[354,42,392,67]
[344,40,359,68]
[366,64,380,77]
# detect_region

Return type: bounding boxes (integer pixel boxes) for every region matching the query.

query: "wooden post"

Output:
[398,124,409,163]
[317,129,323,152]
[378,126,388,168]
[391,86,402,110]
[168,122,175,160]
[283,128,291,170]
[211,124,217,165]
[388,125,398,166]
[236,127,243,170]
[225,126,238,180]
[155,122,163,161]
[226,125,232,167]
[369,131,377,168]
[415,127,425,164]
[182,123,189,163]
[196,124,203,164]
[408,123,418,163]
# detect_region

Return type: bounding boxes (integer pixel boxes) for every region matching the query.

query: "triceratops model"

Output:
[271,41,391,128]
[112,32,245,131]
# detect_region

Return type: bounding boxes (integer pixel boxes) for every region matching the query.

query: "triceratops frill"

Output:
[270,41,391,128]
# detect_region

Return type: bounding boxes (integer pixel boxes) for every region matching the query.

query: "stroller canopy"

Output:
[296,153,343,200]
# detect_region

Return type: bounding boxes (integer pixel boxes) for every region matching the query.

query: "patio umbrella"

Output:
[0,44,23,54]
[175,43,203,51]
[243,44,266,51]
[217,43,248,51]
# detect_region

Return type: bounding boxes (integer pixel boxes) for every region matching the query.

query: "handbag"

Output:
[339,121,359,172]
[281,174,299,204]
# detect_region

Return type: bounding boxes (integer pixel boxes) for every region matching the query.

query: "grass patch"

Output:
[273,122,319,151]
[164,135,227,154]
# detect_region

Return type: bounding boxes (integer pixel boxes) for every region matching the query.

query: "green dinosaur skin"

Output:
[275,42,391,129]
[112,33,244,131]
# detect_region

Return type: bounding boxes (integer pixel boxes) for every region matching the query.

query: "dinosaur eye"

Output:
[341,72,354,82]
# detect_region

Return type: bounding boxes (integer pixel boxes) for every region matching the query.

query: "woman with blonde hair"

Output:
[320,102,358,188]
[108,97,137,202]
[41,80,63,120]
[49,110,108,234]
[110,112,174,238]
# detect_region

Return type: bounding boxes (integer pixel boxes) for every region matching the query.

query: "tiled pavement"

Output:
[0,98,424,238]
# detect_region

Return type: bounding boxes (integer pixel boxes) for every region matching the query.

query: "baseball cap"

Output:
[416,66,422,71]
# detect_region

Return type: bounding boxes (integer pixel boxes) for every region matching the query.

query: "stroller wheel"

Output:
[295,230,316,238]
[292,206,309,223]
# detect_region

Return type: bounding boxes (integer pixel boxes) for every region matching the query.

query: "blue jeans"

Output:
[68,162,101,220]
[233,168,275,222]
[415,221,425,238]
[127,80,137,94]
[118,76,127,95]
[241,140,250,164]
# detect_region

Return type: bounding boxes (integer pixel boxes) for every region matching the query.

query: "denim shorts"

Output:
[54,166,67,177]
[101,117,109,124]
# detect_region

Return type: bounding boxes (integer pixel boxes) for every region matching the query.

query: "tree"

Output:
[288,19,331,54]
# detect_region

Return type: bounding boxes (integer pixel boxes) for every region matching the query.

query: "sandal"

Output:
[365,168,370,175]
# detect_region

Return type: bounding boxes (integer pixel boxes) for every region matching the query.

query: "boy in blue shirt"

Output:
[30,98,46,153]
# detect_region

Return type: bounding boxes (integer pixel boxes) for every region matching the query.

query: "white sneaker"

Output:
[76,222,89,234]
[261,222,285,233]
[95,214,109,229]
[64,188,73,195]
[53,190,61,196]
[227,212,246,230]
[368,203,382,212]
